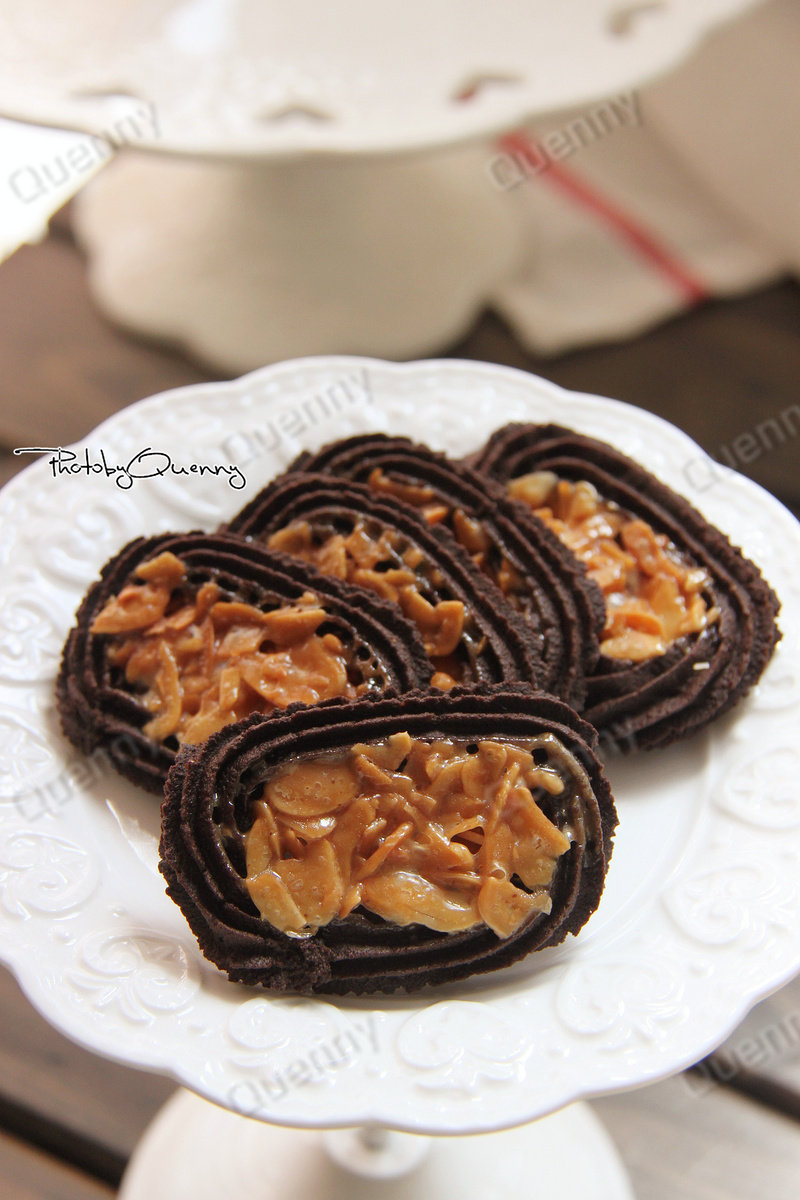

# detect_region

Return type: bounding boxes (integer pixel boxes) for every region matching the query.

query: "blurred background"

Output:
[1,2,799,1197]
[1,0,800,515]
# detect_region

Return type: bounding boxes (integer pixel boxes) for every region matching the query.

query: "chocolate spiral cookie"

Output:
[160,685,617,994]
[226,473,543,691]
[57,531,432,794]
[472,423,781,750]
[280,434,604,709]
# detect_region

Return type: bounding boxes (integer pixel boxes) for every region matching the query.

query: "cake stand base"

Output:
[119,1088,635,1199]
[71,149,520,374]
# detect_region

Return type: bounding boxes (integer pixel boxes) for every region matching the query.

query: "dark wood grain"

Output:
[0,1128,114,1200]
[696,976,800,1112]
[594,1073,800,1200]
[0,236,217,452]
[0,966,175,1166]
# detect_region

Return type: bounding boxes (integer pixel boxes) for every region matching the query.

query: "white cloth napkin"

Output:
[487,0,794,354]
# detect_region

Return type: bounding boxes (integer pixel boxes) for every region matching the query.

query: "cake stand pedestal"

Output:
[119,1089,634,1200]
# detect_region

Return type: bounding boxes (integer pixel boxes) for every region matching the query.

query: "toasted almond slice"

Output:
[350,567,401,602]
[217,624,266,658]
[398,589,465,657]
[210,601,325,640]
[600,630,667,661]
[607,606,665,638]
[477,741,509,776]
[352,732,412,773]
[426,755,471,799]
[267,521,313,556]
[566,480,600,522]
[148,603,199,634]
[495,556,522,596]
[422,503,450,525]
[194,582,222,618]
[419,823,475,871]
[316,534,349,578]
[329,797,376,871]
[484,762,520,837]
[238,636,349,707]
[338,883,364,919]
[217,665,242,710]
[361,870,479,932]
[246,802,281,872]
[277,813,339,841]
[143,642,182,740]
[180,698,238,744]
[506,787,572,855]
[123,638,161,683]
[621,520,680,579]
[266,758,360,817]
[508,471,558,508]
[452,509,490,554]
[368,467,435,507]
[513,840,559,890]
[247,869,307,932]
[481,822,515,881]
[273,840,344,927]
[525,767,565,796]
[357,816,389,858]
[353,754,397,790]
[134,551,187,587]
[442,814,486,840]
[478,877,549,938]
[354,822,414,882]
[92,582,171,633]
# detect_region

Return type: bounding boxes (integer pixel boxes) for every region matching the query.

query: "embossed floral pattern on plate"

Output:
[0,356,798,1135]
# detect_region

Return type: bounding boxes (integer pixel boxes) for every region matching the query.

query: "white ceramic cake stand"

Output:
[118,1091,635,1199]
[0,1,763,370]
[2,359,799,1197]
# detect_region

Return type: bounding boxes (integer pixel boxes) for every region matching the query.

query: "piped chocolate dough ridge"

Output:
[57,532,432,795]
[472,423,781,750]
[225,474,542,691]
[159,685,617,995]
[282,434,604,709]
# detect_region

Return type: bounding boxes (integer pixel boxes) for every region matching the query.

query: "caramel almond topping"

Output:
[508,473,719,661]
[267,518,466,686]
[91,556,357,744]
[91,583,171,634]
[244,736,573,938]
[362,466,539,610]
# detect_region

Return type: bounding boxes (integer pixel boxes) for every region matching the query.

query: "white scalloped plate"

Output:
[1,357,798,1135]
[0,0,761,157]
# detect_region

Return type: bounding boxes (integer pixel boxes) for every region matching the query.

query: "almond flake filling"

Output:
[244,734,573,940]
[90,551,358,744]
[508,474,720,662]
[366,468,530,612]
[267,519,474,689]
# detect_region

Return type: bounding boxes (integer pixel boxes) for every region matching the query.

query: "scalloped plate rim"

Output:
[1,353,799,1135]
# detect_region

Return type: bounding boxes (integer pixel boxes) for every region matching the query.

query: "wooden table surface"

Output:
[1,210,800,1198]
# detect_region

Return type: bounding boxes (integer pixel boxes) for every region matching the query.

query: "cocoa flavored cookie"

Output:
[57,531,432,794]
[159,684,617,995]
[225,473,543,691]
[279,434,604,709]
[472,423,781,750]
